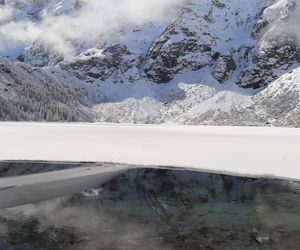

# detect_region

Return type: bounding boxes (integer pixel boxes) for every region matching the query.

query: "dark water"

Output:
[0,162,300,250]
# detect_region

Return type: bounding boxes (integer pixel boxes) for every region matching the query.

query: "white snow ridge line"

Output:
[0,123,299,181]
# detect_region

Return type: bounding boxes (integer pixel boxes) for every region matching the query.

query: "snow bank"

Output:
[0,123,299,180]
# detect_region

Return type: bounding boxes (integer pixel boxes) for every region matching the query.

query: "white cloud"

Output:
[0,4,13,22]
[0,0,184,57]
[284,5,300,40]
[265,2,300,42]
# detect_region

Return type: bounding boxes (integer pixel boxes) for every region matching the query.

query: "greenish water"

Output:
[0,163,299,250]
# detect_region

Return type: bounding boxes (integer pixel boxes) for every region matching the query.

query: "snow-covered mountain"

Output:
[0,0,299,126]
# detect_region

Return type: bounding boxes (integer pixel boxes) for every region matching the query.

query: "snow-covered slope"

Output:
[0,0,299,126]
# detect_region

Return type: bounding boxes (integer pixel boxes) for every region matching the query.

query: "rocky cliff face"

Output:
[58,0,299,89]
[237,0,300,88]
[0,0,299,126]
[144,0,257,85]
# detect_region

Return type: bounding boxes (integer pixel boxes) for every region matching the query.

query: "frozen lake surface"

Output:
[0,123,300,180]
[0,162,300,250]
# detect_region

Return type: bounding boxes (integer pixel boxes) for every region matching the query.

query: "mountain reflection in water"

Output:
[0,165,300,250]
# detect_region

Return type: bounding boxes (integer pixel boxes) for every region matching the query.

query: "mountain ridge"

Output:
[0,0,299,126]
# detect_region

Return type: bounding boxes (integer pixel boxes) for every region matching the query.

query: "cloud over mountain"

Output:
[0,0,184,56]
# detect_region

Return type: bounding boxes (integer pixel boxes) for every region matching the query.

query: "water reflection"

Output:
[0,167,300,250]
